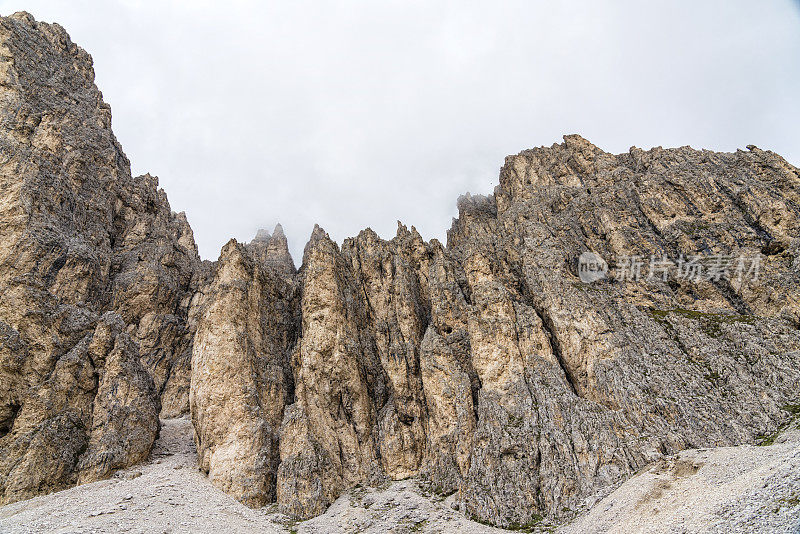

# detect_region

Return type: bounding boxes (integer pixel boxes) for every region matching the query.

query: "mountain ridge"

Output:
[0,11,799,531]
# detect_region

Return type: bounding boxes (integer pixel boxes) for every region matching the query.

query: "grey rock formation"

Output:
[2,10,800,531]
[191,239,298,507]
[193,137,800,527]
[247,224,297,279]
[0,12,199,503]
[110,172,202,418]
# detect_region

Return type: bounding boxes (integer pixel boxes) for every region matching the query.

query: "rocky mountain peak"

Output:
[252,228,272,242]
[1,11,799,532]
[0,11,200,504]
[246,223,295,278]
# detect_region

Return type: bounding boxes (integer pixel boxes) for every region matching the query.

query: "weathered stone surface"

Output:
[343,225,432,481]
[77,313,160,484]
[276,226,384,518]
[110,172,202,417]
[246,224,296,280]
[0,12,198,503]
[3,10,800,530]
[446,135,800,526]
[193,137,800,527]
[191,239,298,507]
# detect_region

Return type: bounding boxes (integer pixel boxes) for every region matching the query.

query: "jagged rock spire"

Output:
[246,223,296,277]
[252,228,272,242]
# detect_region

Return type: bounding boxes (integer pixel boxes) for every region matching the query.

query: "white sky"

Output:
[2,0,799,261]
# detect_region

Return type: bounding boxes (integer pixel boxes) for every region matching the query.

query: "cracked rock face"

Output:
[193,138,800,527]
[2,10,800,530]
[191,238,298,507]
[0,12,199,503]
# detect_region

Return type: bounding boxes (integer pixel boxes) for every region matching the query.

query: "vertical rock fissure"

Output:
[514,269,581,398]
[537,306,579,396]
[715,181,774,242]
[711,279,753,316]
[0,403,21,439]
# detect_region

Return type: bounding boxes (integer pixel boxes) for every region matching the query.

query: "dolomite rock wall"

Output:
[190,237,298,507]
[2,10,800,530]
[192,136,800,527]
[0,12,200,503]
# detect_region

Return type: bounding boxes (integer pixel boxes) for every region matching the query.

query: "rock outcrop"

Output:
[2,10,800,531]
[0,12,199,503]
[246,224,296,280]
[192,136,800,527]
[191,237,298,507]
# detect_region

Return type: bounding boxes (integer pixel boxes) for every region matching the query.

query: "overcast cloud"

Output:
[1,0,798,261]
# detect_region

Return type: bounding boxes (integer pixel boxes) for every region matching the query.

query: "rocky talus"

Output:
[1,10,799,531]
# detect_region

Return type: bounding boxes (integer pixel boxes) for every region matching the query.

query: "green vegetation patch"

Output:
[782,403,800,416]
[648,307,755,338]
[506,514,544,532]
[409,519,428,532]
[756,403,800,446]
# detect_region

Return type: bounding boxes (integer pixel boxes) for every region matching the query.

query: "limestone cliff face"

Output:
[191,237,298,507]
[246,223,296,280]
[439,136,800,525]
[0,12,199,503]
[110,172,202,418]
[192,136,800,527]
[3,10,800,530]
